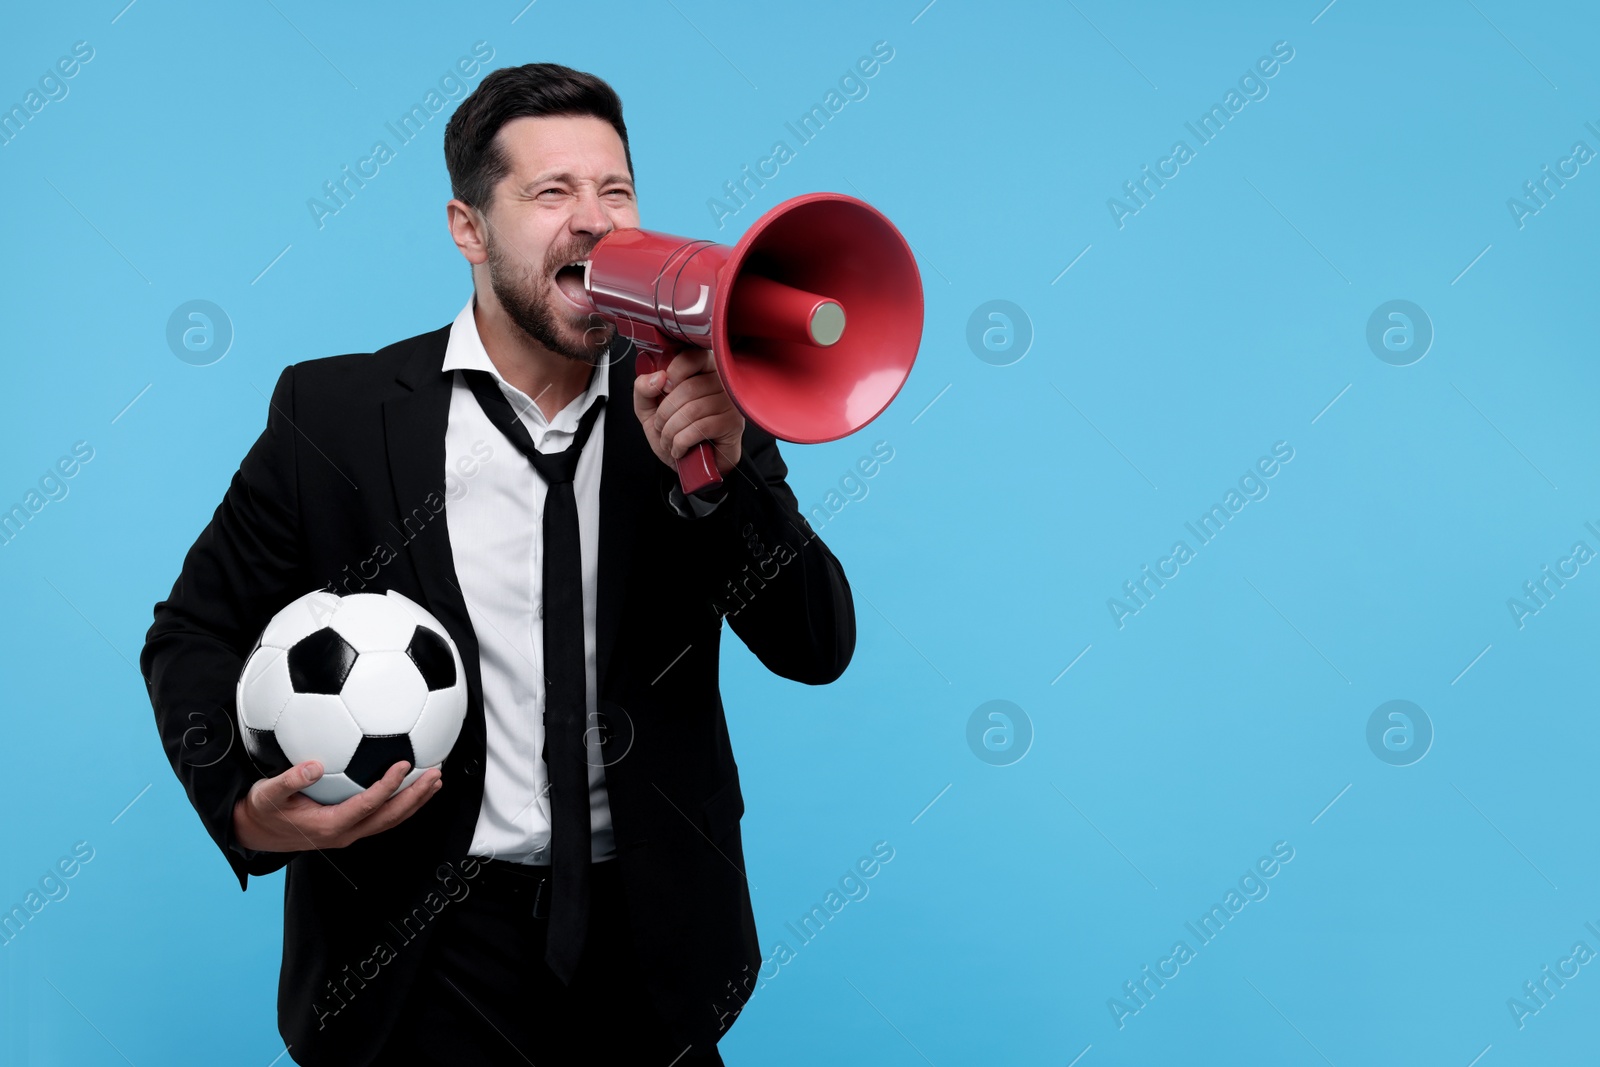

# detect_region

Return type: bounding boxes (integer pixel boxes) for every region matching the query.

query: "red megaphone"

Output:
[580,192,924,498]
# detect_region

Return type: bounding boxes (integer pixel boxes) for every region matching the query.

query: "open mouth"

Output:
[553,260,591,311]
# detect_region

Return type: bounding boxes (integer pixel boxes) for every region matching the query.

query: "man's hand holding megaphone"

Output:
[583,191,925,501]
[633,346,745,483]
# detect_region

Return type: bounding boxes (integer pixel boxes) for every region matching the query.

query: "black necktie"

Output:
[464,368,604,985]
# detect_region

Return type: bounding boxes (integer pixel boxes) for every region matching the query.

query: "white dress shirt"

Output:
[444,295,615,865]
[441,297,719,866]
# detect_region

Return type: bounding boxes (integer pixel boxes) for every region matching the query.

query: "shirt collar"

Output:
[442,294,609,431]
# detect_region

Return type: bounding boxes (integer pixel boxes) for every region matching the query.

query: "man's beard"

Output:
[484,230,615,365]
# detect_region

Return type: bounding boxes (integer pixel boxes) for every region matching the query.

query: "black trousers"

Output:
[371,858,726,1066]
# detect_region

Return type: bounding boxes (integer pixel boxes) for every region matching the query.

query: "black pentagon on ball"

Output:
[243,727,293,777]
[406,625,456,691]
[344,734,416,789]
[287,627,359,694]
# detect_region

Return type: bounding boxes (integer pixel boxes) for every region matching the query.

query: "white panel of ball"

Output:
[274,693,363,774]
[411,687,468,768]
[386,589,447,634]
[329,593,417,654]
[301,772,361,806]
[340,650,429,735]
[238,646,293,731]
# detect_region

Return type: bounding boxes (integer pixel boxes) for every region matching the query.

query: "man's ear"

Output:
[447,199,490,266]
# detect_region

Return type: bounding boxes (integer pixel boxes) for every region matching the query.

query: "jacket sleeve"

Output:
[139,365,307,891]
[657,421,856,684]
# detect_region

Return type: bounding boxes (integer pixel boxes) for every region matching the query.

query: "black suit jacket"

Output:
[138,321,855,1065]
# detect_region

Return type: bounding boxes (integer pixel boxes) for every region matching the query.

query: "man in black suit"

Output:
[139,62,854,1066]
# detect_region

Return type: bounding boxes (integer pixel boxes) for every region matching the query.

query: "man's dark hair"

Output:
[443,62,633,212]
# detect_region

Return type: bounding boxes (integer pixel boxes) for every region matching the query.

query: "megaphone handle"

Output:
[634,346,726,499]
[674,441,723,498]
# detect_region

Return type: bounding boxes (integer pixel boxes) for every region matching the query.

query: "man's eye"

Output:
[537,188,565,198]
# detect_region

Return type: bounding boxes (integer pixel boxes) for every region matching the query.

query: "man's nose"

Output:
[570,187,612,237]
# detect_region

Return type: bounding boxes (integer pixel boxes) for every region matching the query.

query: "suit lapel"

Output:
[381,333,481,698]
[380,341,486,859]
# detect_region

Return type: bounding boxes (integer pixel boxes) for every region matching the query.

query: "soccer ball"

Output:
[236,588,468,805]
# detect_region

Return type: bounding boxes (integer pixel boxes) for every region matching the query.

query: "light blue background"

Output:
[2,1,1597,1064]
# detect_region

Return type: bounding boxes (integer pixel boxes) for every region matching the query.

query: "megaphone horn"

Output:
[582,192,924,498]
